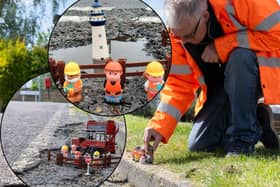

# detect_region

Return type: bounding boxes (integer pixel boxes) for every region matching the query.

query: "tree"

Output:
[0,39,47,111]
[0,0,72,111]
[0,0,68,46]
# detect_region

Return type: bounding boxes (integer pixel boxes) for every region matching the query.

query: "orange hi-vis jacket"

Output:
[148,0,280,144]
[105,80,122,96]
[63,79,83,97]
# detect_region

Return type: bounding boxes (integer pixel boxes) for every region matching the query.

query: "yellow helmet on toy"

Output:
[93,151,100,158]
[145,61,164,77]
[64,61,80,75]
[61,145,69,152]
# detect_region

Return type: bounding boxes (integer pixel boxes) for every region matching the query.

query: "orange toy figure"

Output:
[104,60,124,104]
[63,61,83,103]
[131,145,153,164]
[131,146,145,162]
[143,61,165,101]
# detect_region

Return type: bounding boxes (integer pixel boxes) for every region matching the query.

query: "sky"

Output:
[143,0,165,21]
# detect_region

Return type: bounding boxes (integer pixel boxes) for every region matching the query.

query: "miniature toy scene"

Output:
[48,0,171,116]
[46,119,123,180]
[1,76,126,186]
[131,145,154,164]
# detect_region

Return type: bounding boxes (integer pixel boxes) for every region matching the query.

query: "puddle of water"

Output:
[68,6,114,11]
[59,16,90,22]
[135,16,161,23]
[49,45,92,65]
[49,39,154,73]
[110,40,154,62]
[111,40,155,73]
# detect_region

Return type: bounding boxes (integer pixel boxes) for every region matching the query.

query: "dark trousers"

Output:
[188,48,262,152]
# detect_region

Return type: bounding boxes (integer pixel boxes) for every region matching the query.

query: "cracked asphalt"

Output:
[0,101,127,186]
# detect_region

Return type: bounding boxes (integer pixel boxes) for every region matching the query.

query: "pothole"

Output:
[17,121,122,186]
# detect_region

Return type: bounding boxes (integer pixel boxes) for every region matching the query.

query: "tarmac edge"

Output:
[111,153,194,187]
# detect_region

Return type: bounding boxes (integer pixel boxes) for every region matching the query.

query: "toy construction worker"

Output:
[143,61,165,101]
[63,61,83,103]
[131,145,153,164]
[104,60,124,104]
[92,151,101,166]
[144,0,280,157]
[71,144,77,158]
[61,145,69,158]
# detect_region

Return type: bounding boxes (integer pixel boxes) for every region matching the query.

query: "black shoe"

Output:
[257,104,280,149]
[226,140,255,157]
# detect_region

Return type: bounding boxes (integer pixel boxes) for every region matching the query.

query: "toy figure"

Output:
[131,145,153,164]
[63,61,83,103]
[60,145,69,158]
[104,60,124,104]
[143,61,165,101]
[71,144,77,158]
[92,150,101,166]
[131,146,145,162]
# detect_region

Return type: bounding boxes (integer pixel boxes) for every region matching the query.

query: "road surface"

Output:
[0,101,127,186]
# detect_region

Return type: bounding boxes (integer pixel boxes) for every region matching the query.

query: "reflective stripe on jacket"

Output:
[148,0,280,143]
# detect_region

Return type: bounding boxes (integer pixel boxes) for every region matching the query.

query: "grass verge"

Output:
[125,114,280,187]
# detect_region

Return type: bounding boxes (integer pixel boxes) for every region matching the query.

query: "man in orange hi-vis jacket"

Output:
[144,0,280,156]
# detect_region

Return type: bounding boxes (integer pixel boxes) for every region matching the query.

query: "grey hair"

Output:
[164,0,205,29]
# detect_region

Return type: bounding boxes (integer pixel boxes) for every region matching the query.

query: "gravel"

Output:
[56,77,147,116]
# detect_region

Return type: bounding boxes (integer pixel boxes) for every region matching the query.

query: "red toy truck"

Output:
[72,120,118,155]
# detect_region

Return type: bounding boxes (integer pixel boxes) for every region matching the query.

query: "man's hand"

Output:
[143,127,163,153]
[201,42,219,63]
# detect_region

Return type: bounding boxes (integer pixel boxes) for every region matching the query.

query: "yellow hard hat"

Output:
[64,61,80,75]
[145,61,164,77]
[61,145,69,152]
[93,151,100,157]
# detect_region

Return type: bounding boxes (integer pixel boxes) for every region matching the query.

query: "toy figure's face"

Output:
[61,148,68,153]
[146,74,163,83]
[65,74,81,83]
[105,71,122,81]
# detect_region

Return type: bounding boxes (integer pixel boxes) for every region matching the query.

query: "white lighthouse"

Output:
[89,0,109,63]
